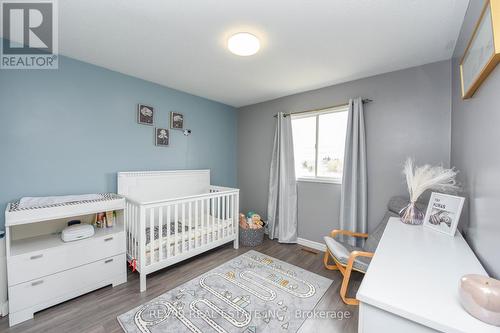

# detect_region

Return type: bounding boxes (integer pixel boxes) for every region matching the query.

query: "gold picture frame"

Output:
[460,0,500,99]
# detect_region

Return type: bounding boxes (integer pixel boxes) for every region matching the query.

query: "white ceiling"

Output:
[55,0,469,107]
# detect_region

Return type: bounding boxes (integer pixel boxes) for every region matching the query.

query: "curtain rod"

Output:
[273,98,373,118]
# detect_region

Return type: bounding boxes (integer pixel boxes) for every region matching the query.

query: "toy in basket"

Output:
[239,212,265,247]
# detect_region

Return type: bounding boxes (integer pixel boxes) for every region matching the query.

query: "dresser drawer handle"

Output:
[31,280,44,286]
[104,237,114,242]
[104,259,114,264]
[30,254,43,260]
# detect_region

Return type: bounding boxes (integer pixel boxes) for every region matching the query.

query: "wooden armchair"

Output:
[323,229,376,305]
[323,198,413,305]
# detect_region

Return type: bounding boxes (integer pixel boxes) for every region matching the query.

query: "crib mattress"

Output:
[142,228,233,265]
[128,216,233,250]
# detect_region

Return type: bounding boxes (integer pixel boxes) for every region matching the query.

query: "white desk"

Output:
[357,217,498,333]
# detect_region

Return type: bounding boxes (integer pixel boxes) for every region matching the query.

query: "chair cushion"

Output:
[324,236,371,272]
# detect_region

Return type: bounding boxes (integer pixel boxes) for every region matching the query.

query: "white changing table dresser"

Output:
[4,194,127,326]
[357,217,498,333]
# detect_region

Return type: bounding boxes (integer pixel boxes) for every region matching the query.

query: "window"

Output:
[291,105,349,183]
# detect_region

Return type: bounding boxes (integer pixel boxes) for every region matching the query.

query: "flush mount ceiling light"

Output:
[227,32,260,56]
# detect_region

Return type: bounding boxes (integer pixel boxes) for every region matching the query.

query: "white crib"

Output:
[117,170,239,292]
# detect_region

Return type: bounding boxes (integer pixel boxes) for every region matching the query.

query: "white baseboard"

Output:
[297,237,326,252]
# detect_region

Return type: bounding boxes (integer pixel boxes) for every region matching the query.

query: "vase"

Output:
[399,201,424,225]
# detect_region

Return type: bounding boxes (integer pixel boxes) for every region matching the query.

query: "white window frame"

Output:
[291,104,349,185]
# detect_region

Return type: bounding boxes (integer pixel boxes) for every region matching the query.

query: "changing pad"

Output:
[18,194,103,209]
[8,193,122,212]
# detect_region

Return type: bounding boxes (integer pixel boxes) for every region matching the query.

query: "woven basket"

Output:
[239,227,264,247]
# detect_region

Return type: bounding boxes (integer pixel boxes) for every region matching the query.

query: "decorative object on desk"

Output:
[460,0,500,99]
[423,192,465,236]
[95,212,106,228]
[170,111,184,129]
[94,211,116,228]
[61,224,95,242]
[155,128,169,146]
[137,104,154,125]
[106,211,114,227]
[459,274,500,326]
[400,158,459,225]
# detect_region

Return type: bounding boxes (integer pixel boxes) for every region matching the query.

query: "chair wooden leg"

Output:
[323,250,339,270]
[340,262,359,305]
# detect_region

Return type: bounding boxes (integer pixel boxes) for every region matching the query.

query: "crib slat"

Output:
[211,197,215,241]
[174,204,179,256]
[201,199,205,245]
[234,193,239,237]
[130,204,134,263]
[194,200,199,248]
[128,204,131,261]
[215,197,219,240]
[181,203,185,254]
[127,203,130,259]
[224,195,228,237]
[135,204,139,264]
[158,207,163,261]
[218,196,221,239]
[188,202,192,251]
[131,204,135,256]
[132,204,135,263]
[229,195,232,236]
[166,205,171,258]
[149,208,155,264]
[139,207,146,270]
[125,203,129,255]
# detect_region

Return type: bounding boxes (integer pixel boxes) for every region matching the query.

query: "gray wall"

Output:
[450,0,500,278]
[297,182,341,243]
[238,60,452,243]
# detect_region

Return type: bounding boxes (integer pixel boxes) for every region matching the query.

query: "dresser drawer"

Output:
[8,231,125,286]
[8,253,125,313]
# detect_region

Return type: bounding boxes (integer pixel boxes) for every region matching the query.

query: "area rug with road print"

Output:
[118,250,332,333]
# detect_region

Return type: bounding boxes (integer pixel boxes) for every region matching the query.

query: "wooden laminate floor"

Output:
[0,239,362,333]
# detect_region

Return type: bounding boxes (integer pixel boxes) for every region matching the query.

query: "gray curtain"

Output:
[340,97,367,246]
[267,112,298,243]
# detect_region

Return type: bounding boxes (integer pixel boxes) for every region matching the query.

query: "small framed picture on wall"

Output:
[155,128,169,147]
[170,112,184,129]
[137,104,154,125]
[423,193,465,237]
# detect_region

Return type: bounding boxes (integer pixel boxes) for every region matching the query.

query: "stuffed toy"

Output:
[251,214,264,227]
[240,212,265,229]
[239,213,248,229]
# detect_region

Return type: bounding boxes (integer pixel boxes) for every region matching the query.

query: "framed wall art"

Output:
[460,0,500,99]
[137,104,154,125]
[423,193,465,237]
[170,112,184,129]
[155,128,169,147]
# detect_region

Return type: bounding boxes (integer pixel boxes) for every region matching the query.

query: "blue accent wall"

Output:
[0,53,237,230]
